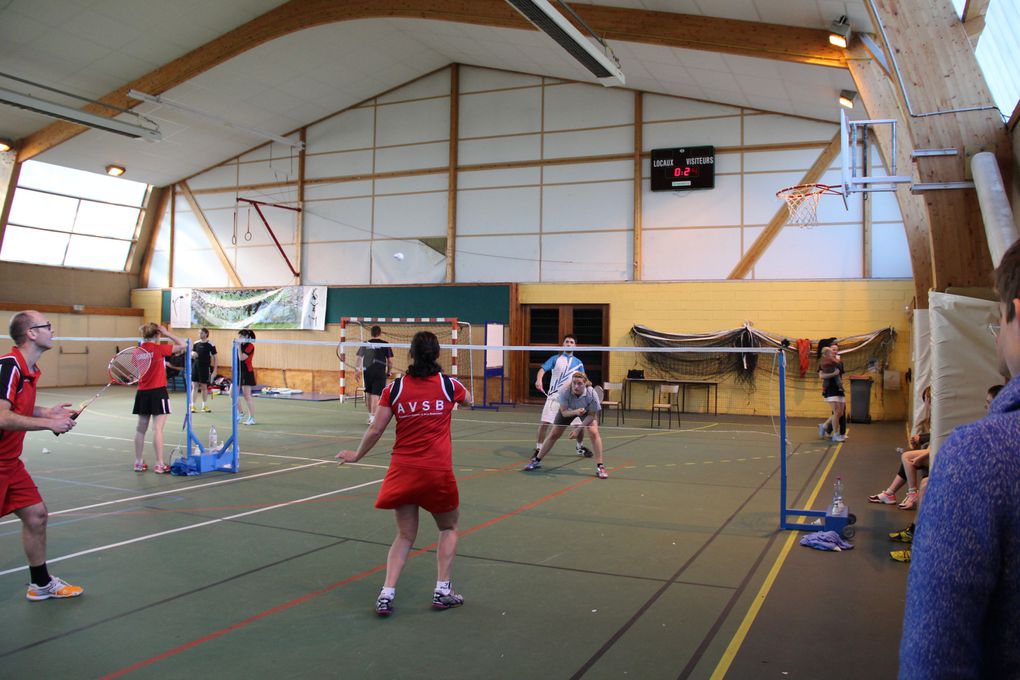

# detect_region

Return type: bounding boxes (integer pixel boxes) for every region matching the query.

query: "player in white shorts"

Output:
[534,334,592,458]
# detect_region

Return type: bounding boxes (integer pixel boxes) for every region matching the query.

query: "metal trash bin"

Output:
[849,375,873,423]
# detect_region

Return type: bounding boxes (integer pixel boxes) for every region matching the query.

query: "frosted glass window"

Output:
[0,226,69,266]
[63,235,132,270]
[74,201,140,238]
[18,160,147,206]
[8,189,78,230]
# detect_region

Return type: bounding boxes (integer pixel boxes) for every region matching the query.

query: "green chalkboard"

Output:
[325,285,509,324]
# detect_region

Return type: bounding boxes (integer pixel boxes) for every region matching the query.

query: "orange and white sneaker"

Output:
[27,576,84,601]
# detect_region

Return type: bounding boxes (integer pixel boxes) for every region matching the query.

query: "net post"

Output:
[450,318,458,377]
[779,349,789,529]
[338,318,348,404]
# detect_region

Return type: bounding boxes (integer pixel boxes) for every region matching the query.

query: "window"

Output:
[952,0,1020,120]
[1,160,149,271]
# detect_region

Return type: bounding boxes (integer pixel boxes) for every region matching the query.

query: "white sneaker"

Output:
[26,576,84,601]
[818,423,828,439]
[368,415,374,425]
[832,433,847,442]
[243,416,256,426]
[236,411,245,423]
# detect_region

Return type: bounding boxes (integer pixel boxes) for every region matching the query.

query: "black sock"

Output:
[908,523,915,532]
[29,563,50,587]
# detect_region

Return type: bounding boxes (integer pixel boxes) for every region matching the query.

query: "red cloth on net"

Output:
[797,339,811,377]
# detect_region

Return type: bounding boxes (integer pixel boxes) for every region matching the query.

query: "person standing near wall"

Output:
[0,311,82,600]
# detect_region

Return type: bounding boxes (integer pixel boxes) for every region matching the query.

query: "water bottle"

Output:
[208,425,218,451]
[832,475,845,513]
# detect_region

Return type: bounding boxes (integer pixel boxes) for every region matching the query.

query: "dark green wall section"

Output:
[325,285,509,324]
[161,289,170,324]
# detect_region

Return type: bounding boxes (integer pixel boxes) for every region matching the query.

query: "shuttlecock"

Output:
[41,448,51,454]
[393,252,405,261]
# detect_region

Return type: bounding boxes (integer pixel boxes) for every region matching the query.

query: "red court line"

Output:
[100,464,622,679]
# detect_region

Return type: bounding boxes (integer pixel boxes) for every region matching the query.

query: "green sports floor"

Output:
[1,386,910,679]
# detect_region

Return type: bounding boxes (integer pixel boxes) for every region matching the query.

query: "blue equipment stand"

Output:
[178,338,238,475]
[473,321,514,410]
[779,352,855,538]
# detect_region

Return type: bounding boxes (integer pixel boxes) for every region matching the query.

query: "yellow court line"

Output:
[709,437,846,680]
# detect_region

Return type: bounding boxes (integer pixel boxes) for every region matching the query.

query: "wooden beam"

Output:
[137,186,169,283]
[962,0,990,42]
[446,64,459,284]
[178,181,243,287]
[728,131,841,280]
[294,128,306,283]
[16,0,845,161]
[863,0,1010,294]
[0,156,21,250]
[632,91,642,281]
[168,190,175,288]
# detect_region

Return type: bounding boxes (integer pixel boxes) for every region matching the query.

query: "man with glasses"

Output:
[0,311,82,601]
[899,241,1020,677]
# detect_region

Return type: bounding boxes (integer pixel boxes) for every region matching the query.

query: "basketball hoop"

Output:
[776,183,843,225]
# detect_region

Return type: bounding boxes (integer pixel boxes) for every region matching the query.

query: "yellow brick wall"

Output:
[520,279,914,421]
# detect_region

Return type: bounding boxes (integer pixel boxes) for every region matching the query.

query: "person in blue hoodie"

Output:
[899,239,1020,679]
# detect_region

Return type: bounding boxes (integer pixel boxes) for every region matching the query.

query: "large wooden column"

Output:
[856,0,1011,302]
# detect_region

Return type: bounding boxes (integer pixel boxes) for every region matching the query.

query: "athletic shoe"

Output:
[201,406,211,413]
[26,576,84,601]
[190,405,196,413]
[133,462,148,472]
[899,491,918,510]
[243,416,256,426]
[818,423,828,439]
[831,433,848,442]
[890,549,912,563]
[889,528,913,543]
[368,416,375,425]
[523,458,541,471]
[576,445,594,458]
[236,411,246,423]
[868,491,897,504]
[153,463,170,474]
[595,464,608,479]
[432,590,464,610]
[375,596,394,617]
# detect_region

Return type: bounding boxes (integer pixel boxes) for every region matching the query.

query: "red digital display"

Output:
[673,167,700,177]
[651,146,715,191]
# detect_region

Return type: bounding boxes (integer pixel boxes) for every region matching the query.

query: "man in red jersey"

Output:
[0,311,81,601]
[337,331,472,616]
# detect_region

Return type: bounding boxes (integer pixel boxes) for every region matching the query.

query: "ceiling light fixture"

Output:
[839,90,857,109]
[105,165,126,177]
[0,86,161,141]
[505,0,625,86]
[829,16,852,48]
[128,90,304,150]
[0,139,12,152]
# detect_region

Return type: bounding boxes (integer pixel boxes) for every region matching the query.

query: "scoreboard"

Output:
[650,146,715,191]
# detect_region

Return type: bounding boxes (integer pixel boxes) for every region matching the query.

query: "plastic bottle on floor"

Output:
[209,425,218,451]
[832,475,845,513]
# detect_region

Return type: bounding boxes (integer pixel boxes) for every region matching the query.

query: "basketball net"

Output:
[776,184,842,225]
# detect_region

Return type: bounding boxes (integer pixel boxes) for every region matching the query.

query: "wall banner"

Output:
[170,287,326,330]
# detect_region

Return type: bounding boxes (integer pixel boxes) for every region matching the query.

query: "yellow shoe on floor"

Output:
[27,576,84,601]
[190,405,196,413]
[201,405,211,413]
[890,549,912,563]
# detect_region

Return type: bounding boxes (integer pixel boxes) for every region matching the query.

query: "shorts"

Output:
[824,395,846,404]
[1,460,43,517]
[194,363,212,386]
[541,396,581,426]
[239,365,256,387]
[133,387,171,416]
[375,465,459,514]
[363,367,387,396]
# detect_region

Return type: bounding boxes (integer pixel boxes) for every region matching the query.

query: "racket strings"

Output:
[109,348,152,385]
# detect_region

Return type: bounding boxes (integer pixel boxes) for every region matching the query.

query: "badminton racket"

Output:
[72,347,153,420]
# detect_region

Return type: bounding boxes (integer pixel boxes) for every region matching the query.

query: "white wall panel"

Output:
[376,97,449,146]
[870,189,904,222]
[305,150,374,180]
[544,126,632,159]
[371,240,446,284]
[172,248,229,288]
[459,66,541,93]
[456,234,540,282]
[303,198,373,242]
[742,171,805,224]
[147,250,168,288]
[541,231,630,281]
[305,180,373,201]
[752,224,863,279]
[377,69,450,104]
[304,241,371,285]
[457,167,541,189]
[643,95,741,121]
[543,84,633,130]
[235,245,299,286]
[643,173,743,228]
[643,116,741,151]
[375,141,448,173]
[194,192,240,211]
[202,207,237,247]
[872,222,913,278]
[237,158,300,187]
[458,186,541,235]
[643,228,742,280]
[375,173,447,195]
[374,192,447,237]
[306,107,374,153]
[544,160,631,184]
[172,209,209,251]
[744,147,832,173]
[743,114,836,146]
[542,181,632,231]
[459,134,542,165]
[459,88,542,138]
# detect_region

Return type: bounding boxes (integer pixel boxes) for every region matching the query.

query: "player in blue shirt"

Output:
[533,334,591,459]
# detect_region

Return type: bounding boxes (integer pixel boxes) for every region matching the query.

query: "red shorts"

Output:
[375,465,459,514]
[1,460,43,517]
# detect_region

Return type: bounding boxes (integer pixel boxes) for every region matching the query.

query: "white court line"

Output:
[0,477,384,578]
[0,460,375,527]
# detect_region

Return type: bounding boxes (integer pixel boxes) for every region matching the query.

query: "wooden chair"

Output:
[599,382,624,425]
[651,384,679,429]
